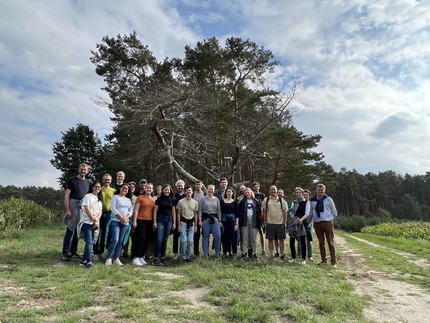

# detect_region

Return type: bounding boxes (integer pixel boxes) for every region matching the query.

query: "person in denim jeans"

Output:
[177,186,198,262]
[105,184,133,267]
[94,173,116,258]
[62,163,91,261]
[297,189,314,261]
[78,182,103,269]
[152,184,176,266]
[198,185,222,260]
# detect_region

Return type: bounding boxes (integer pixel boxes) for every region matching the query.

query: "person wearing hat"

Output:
[134,179,147,197]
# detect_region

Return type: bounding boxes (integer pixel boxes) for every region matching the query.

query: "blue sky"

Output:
[1,0,429,188]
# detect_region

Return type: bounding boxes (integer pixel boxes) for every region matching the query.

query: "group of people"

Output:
[61,164,339,269]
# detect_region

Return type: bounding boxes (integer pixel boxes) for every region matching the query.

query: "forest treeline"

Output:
[2,168,429,222]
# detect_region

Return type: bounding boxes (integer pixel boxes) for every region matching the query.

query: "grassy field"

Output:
[0,224,368,323]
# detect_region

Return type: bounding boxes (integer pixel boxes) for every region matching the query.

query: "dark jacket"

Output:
[238,198,261,228]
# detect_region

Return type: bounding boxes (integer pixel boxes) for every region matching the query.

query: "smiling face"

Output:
[207,185,215,196]
[102,175,112,186]
[119,184,129,195]
[116,172,125,184]
[226,188,233,199]
[295,189,303,199]
[303,191,310,201]
[78,165,89,178]
[244,189,252,199]
[176,181,184,193]
[163,186,171,196]
[185,187,193,198]
[317,185,325,197]
[277,189,284,198]
[92,183,101,194]
[220,180,228,190]
[145,184,153,196]
[270,185,277,197]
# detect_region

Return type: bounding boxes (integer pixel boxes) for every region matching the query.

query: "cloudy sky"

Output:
[1,0,429,188]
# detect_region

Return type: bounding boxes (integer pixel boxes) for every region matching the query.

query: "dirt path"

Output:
[336,235,430,322]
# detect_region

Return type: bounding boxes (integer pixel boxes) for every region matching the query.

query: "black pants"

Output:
[194,223,202,255]
[132,219,153,258]
[290,236,306,260]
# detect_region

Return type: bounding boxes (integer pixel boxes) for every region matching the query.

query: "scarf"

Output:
[289,197,305,217]
[311,194,328,217]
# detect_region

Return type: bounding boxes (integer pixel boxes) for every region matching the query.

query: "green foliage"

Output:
[50,123,104,189]
[334,215,394,232]
[376,207,391,218]
[0,197,61,233]
[361,221,430,240]
[394,194,422,220]
[0,185,63,211]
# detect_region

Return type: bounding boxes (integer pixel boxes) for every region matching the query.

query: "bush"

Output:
[0,197,62,233]
[334,215,393,232]
[361,221,430,240]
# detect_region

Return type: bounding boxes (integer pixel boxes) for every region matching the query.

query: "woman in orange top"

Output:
[132,183,155,266]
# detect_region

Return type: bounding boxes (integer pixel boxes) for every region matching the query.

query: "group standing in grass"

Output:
[62,166,338,268]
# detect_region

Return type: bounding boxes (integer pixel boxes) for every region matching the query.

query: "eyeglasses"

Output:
[94,186,101,189]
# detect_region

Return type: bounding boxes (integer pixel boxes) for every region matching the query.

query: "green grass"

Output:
[0,224,368,322]
[338,231,430,290]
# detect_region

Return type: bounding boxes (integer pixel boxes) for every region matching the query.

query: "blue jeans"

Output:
[107,221,128,259]
[81,223,93,263]
[202,219,221,257]
[180,223,194,260]
[154,216,172,258]
[62,228,79,256]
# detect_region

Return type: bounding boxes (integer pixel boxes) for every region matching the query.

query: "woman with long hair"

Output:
[78,182,103,269]
[152,184,176,266]
[105,183,133,266]
[198,184,222,260]
[237,188,260,259]
[221,187,238,256]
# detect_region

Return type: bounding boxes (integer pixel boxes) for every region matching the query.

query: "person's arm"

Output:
[262,198,267,226]
[194,208,198,233]
[198,199,203,227]
[216,199,222,227]
[64,189,71,218]
[177,206,182,233]
[171,206,176,230]
[133,202,141,228]
[153,205,158,229]
[282,202,287,225]
[328,198,338,217]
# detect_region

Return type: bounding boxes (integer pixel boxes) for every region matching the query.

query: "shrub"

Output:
[361,221,430,240]
[334,216,393,232]
[0,197,61,233]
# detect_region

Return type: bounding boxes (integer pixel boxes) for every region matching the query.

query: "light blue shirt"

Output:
[309,196,337,222]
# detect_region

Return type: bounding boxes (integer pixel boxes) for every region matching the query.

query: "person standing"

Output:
[199,184,222,260]
[112,171,126,190]
[298,189,314,261]
[288,187,309,264]
[262,185,287,259]
[62,163,91,261]
[214,177,228,201]
[309,183,338,268]
[192,180,206,256]
[252,182,266,256]
[132,183,155,266]
[221,187,238,257]
[237,188,260,258]
[173,180,186,260]
[105,184,133,267]
[78,182,103,269]
[276,188,289,257]
[177,186,198,262]
[94,173,116,259]
[134,179,147,197]
[122,181,137,258]
[152,184,176,266]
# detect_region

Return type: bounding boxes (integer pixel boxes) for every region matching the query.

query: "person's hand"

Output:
[177,225,181,233]
[172,223,176,230]
[198,220,203,227]
[132,222,137,228]
[153,222,157,229]
[219,222,223,228]
[234,224,239,232]
[194,226,197,233]
[298,219,303,225]
[92,223,98,229]
[65,210,72,219]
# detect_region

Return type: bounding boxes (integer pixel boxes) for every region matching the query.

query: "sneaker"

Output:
[275,252,280,258]
[332,263,338,269]
[152,258,160,266]
[308,257,315,262]
[62,254,72,262]
[241,253,247,259]
[280,255,286,260]
[185,258,191,263]
[173,253,179,260]
[214,255,222,261]
[160,258,167,266]
[85,262,92,269]
[139,257,147,265]
[318,261,328,266]
[289,258,296,263]
[105,258,112,266]
[262,250,267,256]
[113,258,123,267]
[253,253,258,259]
[71,253,81,259]
[301,259,306,265]
[132,258,143,266]
[79,260,88,267]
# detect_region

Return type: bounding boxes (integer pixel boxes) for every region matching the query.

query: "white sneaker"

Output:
[173,253,178,260]
[105,258,112,266]
[308,257,315,262]
[289,259,296,263]
[139,257,147,265]
[301,259,306,265]
[113,258,123,266]
[132,258,143,266]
